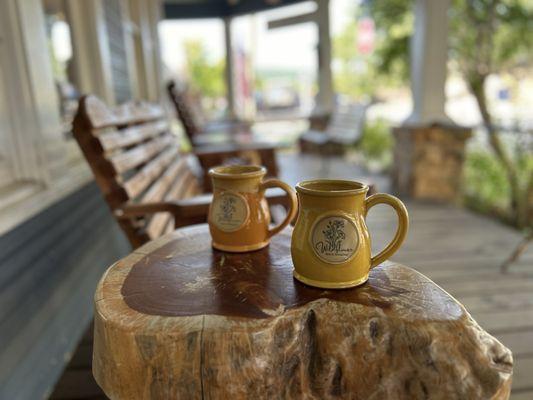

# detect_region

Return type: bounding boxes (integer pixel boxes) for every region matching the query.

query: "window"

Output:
[103,0,133,103]
[42,0,79,132]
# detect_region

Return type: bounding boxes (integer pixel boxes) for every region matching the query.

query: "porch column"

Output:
[224,17,237,118]
[128,0,163,101]
[393,0,471,202]
[406,0,451,124]
[315,0,333,115]
[0,0,63,184]
[67,0,115,104]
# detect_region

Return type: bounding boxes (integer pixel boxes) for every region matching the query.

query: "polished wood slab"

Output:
[94,224,512,400]
[121,228,461,320]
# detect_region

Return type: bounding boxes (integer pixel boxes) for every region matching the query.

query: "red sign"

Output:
[357,17,375,55]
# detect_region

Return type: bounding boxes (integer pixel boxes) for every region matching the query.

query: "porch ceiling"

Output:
[163,0,309,19]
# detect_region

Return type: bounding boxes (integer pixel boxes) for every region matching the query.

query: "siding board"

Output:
[0,182,130,400]
[0,193,101,317]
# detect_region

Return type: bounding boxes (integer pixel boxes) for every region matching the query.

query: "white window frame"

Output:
[0,0,58,185]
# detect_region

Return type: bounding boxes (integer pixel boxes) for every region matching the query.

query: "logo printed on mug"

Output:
[208,165,298,253]
[310,215,359,264]
[211,191,249,232]
[291,179,409,289]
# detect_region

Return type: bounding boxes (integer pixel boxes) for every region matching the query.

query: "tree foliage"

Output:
[362,0,533,227]
[361,0,413,82]
[363,0,533,83]
[333,21,379,98]
[182,39,225,99]
[332,2,411,99]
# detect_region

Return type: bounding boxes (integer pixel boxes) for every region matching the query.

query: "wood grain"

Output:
[94,225,513,400]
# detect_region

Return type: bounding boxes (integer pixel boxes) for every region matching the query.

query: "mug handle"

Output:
[365,193,409,268]
[260,178,298,237]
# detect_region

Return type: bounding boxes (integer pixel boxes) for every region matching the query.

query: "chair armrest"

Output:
[115,190,290,227]
[115,202,182,218]
[115,196,212,221]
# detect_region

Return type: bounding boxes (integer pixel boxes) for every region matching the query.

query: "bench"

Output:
[72,95,289,248]
[299,103,369,155]
[167,81,279,190]
[167,81,251,146]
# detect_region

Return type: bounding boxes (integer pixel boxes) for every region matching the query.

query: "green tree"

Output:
[332,1,412,99]
[183,39,225,99]
[364,0,533,227]
[333,21,373,98]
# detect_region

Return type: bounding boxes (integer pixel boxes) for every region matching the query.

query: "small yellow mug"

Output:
[291,179,409,289]
[208,165,297,252]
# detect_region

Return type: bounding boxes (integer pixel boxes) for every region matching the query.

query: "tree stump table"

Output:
[94,225,513,400]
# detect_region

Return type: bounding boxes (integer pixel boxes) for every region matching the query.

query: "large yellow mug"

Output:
[208,165,297,252]
[291,179,409,289]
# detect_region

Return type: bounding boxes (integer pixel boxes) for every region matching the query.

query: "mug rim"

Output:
[296,179,369,197]
[209,165,266,180]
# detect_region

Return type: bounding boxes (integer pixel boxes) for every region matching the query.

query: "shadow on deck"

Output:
[50,153,532,399]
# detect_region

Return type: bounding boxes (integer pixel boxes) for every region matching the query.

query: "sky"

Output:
[158,0,359,72]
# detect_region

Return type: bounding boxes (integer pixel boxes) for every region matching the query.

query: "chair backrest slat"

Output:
[167,81,203,143]
[326,104,368,144]
[73,95,204,247]
[145,168,200,238]
[141,157,189,203]
[100,120,169,151]
[123,146,179,199]
[108,133,174,174]
[86,99,165,130]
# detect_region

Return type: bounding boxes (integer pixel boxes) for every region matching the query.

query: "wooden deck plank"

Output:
[494,330,533,357]
[50,370,105,399]
[412,262,531,281]
[431,276,533,297]
[467,309,533,333]
[454,291,533,313]
[510,390,533,400]
[511,356,533,392]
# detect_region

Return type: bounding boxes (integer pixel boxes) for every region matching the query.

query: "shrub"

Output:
[358,119,393,168]
[463,150,510,213]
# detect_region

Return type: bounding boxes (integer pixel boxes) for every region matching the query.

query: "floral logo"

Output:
[311,216,358,263]
[322,220,346,251]
[219,197,236,221]
[211,192,249,232]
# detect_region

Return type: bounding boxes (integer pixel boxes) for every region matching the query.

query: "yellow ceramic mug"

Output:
[291,179,409,289]
[208,165,297,252]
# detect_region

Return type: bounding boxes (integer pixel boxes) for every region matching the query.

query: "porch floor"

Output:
[372,202,533,399]
[51,153,532,399]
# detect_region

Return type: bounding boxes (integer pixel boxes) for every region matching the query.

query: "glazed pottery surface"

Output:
[208,165,297,252]
[291,179,409,289]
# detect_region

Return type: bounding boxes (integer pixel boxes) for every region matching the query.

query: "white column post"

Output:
[224,17,237,119]
[120,0,140,99]
[315,0,334,115]
[128,0,162,101]
[147,0,164,101]
[67,0,115,104]
[406,0,451,125]
[0,0,64,184]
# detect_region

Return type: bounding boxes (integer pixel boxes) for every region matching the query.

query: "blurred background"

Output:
[0,0,531,399]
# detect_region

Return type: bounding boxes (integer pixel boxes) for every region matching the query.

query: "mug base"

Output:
[293,271,369,289]
[212,239,270,253]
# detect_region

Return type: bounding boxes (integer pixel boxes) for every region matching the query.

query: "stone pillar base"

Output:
[392,123,471,202]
